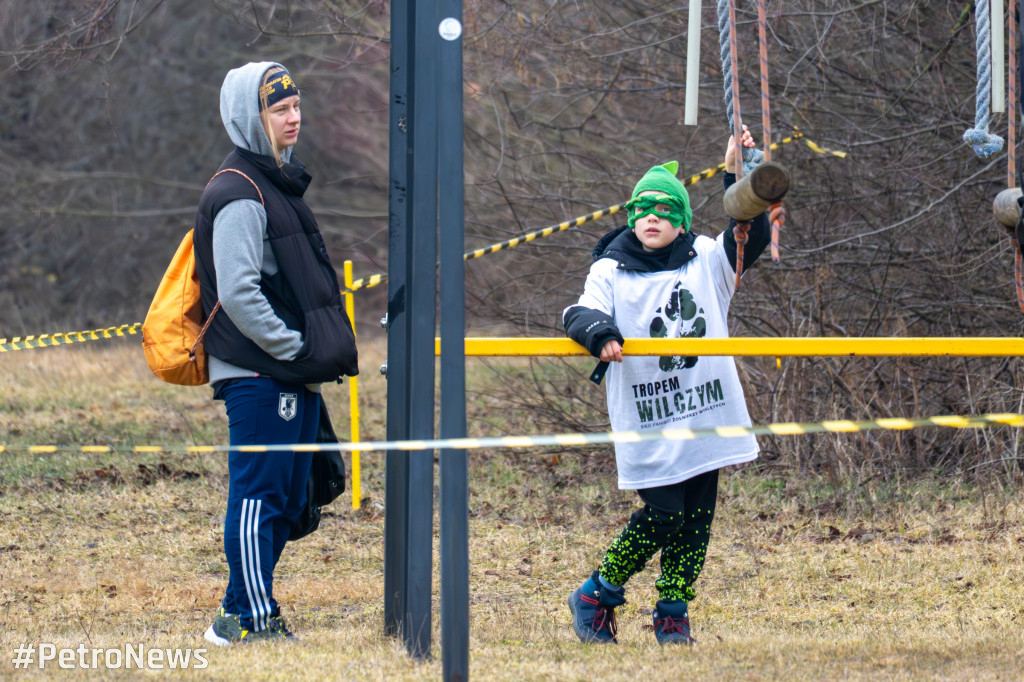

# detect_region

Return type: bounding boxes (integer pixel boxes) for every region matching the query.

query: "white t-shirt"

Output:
[570,231,758,489]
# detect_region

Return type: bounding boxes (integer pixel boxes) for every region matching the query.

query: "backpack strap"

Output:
[207,168,265,206]
[190,300,221,359]
[195,168,265,352]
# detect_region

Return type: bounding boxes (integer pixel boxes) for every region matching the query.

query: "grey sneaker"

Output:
[204,609,250,647]
[257,615,298,642]
[203,610,298,646]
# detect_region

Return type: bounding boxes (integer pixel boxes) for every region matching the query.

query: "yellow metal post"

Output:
[343,260,361,510]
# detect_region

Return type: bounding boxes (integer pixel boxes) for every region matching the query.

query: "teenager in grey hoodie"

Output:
[209,62,305,382]
[197,61,358,646]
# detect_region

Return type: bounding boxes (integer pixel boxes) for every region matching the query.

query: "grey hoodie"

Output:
[220,61,293,162]
[208,62,305,385]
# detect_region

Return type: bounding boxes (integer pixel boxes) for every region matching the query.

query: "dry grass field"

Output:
[2,338,1023,680]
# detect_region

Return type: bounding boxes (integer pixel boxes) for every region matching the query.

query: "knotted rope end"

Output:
[962,128,1005,159]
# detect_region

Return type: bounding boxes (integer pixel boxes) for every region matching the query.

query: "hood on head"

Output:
[220,61,293,162]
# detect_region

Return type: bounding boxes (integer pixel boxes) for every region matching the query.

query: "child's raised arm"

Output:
[720,124,772,275]
[725,124,756,173]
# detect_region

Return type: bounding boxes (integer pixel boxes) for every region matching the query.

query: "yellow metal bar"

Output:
[436,337,1024,357]
[344,260,362,510]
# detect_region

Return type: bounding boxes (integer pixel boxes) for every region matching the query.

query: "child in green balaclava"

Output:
[626,160,693,234]
[563,126,772,646]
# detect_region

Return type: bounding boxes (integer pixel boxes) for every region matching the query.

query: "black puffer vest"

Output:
[193,148,358,384]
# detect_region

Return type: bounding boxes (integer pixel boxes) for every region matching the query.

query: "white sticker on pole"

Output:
[439,18,462,41]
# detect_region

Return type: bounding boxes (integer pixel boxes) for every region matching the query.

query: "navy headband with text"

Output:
[259,70,299,111]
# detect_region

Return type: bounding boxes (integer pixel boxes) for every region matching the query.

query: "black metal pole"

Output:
[383,0,412,639]
[438,3,469,680]
[403,0,439,660]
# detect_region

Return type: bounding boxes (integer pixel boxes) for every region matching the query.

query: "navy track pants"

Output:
[216,377,319,631]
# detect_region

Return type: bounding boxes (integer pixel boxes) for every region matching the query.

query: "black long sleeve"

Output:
[563,305,623,358]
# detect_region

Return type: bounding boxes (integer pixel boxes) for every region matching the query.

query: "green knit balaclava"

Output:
[626,161,692,232]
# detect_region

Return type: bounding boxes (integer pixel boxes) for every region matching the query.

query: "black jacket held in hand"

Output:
[194,148,359,384]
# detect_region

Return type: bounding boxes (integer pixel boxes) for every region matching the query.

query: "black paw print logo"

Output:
[648,283,706,372]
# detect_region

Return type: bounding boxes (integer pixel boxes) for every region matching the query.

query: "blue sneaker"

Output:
[652,599,694,645]
[567,571,626,644]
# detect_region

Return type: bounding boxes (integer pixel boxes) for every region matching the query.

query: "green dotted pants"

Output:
[598,469,718,602]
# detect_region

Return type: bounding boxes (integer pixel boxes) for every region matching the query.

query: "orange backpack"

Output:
[142,169,262,385]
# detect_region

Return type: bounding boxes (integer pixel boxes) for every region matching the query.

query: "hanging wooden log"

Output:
[993,187,1023,228]
[723,161,791,221]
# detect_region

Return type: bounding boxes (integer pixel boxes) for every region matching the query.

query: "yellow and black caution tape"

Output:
[346,204,628,292]
[681,130,845,185]
[8,132,846,348]
[348,272,387,292]
[0,323,142,353]
[799,135,846,158]
[2,413,1020,454]
[463,205,625,261]
[347,130,844,291]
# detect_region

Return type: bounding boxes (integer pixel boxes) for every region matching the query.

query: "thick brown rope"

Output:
[769,201,785,260]
[727,0,744,181]
[727,0,749,291]
[1008,0,1024,313]
[757,0,783,263]
[1009,0,1018,189]
[1015,242,1024,313]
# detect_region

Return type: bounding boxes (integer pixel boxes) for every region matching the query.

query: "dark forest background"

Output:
[3,0,1024,480]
